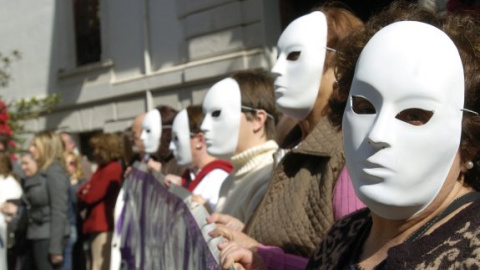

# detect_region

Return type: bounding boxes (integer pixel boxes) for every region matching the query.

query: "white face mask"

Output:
[343,21,464,220]
[169,109,193,166]
[140,109,162,154]
[272,11,328,120]
[201,78,241,160]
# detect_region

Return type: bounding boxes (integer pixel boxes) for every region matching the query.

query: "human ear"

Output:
[252,110,267,133]
[192,133,205,150]
[196,132,205,143]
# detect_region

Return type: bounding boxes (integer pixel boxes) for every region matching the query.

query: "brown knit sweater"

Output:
[306,198,480,269]
[244,117,345,257]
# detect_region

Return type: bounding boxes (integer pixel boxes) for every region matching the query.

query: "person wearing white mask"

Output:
[166,105,233,210]
[208,7,364,266]
[141,108,162,160]
[111,106,183,270]
[217,3,480,270]
[201,69,279,223]
[141,106,184,176]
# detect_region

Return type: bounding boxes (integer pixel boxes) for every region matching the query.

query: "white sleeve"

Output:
[192,169,230,210]
[4,176,22,200]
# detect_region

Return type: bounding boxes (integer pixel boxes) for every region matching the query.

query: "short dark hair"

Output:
[230,69,277,140]
[156,106,178,160]
[186,105,204,134]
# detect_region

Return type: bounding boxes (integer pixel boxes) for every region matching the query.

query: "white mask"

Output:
[169,109,193,166]
[343,21,464,220]
[140,109,162,154]
[272,11,328,120]
[201,78,241,160]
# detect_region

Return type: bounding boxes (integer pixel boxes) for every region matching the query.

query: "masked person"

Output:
[219,2,480,270]
[142,106,184,176]
[209,7,364,267]
[166,105,232,210]
[201,69,279,223]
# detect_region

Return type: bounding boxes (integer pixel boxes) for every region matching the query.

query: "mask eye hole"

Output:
[146,129,151,133]
[396,108,434,126]
[352,96,376,115]
[287,51,301,61]
[212,110,221,117]
[173,135,178,141]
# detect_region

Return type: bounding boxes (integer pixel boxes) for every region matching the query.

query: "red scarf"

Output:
[181,160,233,192]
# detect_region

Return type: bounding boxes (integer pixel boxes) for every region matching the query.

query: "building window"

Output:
[73,0,101,66]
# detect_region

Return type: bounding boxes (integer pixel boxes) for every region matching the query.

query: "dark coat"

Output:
[306,198,480,269]
[23,161,70,254]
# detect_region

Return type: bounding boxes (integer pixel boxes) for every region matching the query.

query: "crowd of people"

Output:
[0,1,478,270]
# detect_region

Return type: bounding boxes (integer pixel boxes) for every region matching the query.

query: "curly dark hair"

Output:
[329,1,480,190]
[90,133,124,165]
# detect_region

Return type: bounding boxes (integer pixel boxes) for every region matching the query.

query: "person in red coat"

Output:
[77,133,123,270]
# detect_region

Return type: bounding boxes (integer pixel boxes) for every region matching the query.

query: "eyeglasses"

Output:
[241,106,275,120]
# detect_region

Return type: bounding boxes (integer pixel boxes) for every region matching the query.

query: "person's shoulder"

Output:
[5,175,20,184]
[46,161,67,175]
[109,161,123,170]
[102,161,123,175]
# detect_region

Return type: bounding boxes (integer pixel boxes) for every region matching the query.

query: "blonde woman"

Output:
[64,151,87,270]
[25,132,70,269]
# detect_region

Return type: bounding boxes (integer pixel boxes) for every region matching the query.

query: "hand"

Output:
[1,202,18,222]
[209,224,259,251]
[164,174,182,188]
[50,254,64,265]
[124,166,132,178]
[192,194,206,205]
[1,202,18,215]
[207,213,245,232]
[80,184,91,195]
[147,159,162,172]
[219,242,266,270]
[80,209,87,220]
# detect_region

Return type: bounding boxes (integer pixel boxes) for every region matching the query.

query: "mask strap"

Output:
[241,105,275,120]
[162,125,172,130]
[461,108,479,116]
[325,46,337,53]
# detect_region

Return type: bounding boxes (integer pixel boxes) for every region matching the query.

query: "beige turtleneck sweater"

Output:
[215,140,279,223]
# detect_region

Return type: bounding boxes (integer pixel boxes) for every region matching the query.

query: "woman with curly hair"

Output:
[77,133,123,270]
[219,2,480,269]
